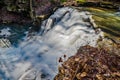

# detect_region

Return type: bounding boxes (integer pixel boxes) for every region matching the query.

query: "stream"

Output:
[0,7,103,80]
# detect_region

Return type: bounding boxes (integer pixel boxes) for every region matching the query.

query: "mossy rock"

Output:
[85,7,120,44]
[78,2,100,7]
[76,0,86,3]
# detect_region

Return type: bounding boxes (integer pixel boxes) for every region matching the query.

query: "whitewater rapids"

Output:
[0,7,103,80]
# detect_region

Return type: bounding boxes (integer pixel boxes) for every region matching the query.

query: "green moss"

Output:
[75,0,86,3]
[86,7,120,42]
[60,0,67,3]
[60,0,86,3]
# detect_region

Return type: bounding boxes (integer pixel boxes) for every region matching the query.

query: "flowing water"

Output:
[0,7,103,80]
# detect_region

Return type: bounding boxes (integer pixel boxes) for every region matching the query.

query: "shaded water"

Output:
[0,7,102,80]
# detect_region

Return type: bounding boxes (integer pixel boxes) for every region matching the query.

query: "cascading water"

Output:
[0,7,103,80]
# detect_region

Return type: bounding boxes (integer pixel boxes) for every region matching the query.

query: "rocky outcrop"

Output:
[0,0,119,24]
[0,0,60,24]
[55,45,120,80]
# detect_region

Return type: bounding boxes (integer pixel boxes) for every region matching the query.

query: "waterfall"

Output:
[0,7,103,80]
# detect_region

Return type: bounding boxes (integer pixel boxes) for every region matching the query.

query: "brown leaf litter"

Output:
[54,45,120,80]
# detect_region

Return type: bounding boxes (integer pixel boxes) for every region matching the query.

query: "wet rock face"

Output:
[0,9,31,24]
[35,0,55,16]
[54,45,120,80]
[0,0,59,24]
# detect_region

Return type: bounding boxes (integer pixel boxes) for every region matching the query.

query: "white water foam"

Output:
[0,7,103,80]
[0,28,11,37]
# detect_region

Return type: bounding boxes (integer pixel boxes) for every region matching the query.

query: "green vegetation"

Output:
[75,0,86,3]
[60,0,67,3]
[60,0,86,3]
[86,7,120,43]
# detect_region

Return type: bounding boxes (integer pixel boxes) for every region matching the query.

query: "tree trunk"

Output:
[30,0,35,21]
